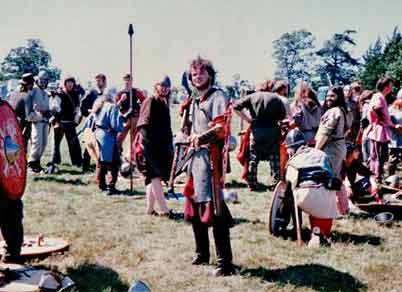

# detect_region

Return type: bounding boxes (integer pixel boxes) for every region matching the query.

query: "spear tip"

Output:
[128,24,134,36]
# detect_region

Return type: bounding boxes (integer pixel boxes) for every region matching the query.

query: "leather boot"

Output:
[212,224,235,276]
[191,222,210,265]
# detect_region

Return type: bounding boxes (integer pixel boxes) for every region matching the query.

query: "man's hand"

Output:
[189,134,200,149]
[179,95,192,116]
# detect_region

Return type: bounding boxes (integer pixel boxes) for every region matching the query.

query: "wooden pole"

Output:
[128,24,134,193]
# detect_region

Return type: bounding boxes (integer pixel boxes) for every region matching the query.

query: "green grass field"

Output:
[10,105,402,291]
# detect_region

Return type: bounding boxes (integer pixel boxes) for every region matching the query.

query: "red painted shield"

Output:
[0,101,27,199]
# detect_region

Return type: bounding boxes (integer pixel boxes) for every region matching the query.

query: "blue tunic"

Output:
[94,102,124,162]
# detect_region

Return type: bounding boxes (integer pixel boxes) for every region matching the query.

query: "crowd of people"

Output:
[2,55,402,276]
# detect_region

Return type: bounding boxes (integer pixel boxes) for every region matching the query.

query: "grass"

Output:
[6,105,402,291]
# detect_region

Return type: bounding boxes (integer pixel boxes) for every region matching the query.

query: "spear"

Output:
[128,24,134,193]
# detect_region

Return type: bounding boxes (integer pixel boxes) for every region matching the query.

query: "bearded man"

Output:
[183,56,236,276]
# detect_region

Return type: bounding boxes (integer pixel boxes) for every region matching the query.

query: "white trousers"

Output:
[29,122,49,162]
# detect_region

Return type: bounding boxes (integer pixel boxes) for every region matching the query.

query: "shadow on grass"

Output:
[115,189,146,197]
[331,231,383,246]
[33,176,88,186]
[66,263,129,292]
[233,217,251,225]
[225,179,248,189]
[60,168,85,176]
[348,212,373,221]
[240,264,367,292]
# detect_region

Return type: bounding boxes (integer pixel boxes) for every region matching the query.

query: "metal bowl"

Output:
[374,212,394,226]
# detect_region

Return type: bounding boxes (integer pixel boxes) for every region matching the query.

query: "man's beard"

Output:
[194,80,211,91]
[325,99,336,109]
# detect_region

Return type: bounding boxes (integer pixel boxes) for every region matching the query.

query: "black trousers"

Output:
[0,195,23,256]
[51,122,82,166]
[191,202,233,267]
[82,148,92,171]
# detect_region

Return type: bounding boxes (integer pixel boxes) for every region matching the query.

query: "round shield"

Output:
[0,101,26,200]
[1,236,69,259]
[267,181,292,236]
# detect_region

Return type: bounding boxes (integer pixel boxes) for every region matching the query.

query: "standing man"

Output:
[351,81,363,103]
[116,73,146,149]
[81,73,108,172]
[234,79,286,190]
[292,89,322,144]
[80,73,108,117]
[25,71,51,173]
[315,86,348,178]
[273,80,291,119]
[8,73,35,147]
[49,76,83,168]
[344,85,360,142]
[93,94,125,195]
[366,77,400,182]
[183,57,236,276]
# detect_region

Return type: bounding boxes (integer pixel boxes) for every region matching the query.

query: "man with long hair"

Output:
[49,76,83,169]
[183,56,236,276]
[292,88,322,144]
[136,76,173,216]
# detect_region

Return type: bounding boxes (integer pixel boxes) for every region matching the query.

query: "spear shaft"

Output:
[128,24,134,193]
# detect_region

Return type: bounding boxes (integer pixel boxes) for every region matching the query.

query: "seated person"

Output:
[341,143,382,203]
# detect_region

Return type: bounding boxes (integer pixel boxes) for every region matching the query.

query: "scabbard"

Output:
[210,143,222,217]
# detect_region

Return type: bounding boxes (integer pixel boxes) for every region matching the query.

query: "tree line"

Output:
[272,27,402,92]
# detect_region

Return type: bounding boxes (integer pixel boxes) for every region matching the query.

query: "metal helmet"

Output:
[346,142,359,156]
[285,128,306,150]
[120,161,132,178]
[36,70,49,89]
[128,280,151,292]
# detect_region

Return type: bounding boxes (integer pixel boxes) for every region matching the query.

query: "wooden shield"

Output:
[82,128,99,161]
[1,236,69,259]
[0,101,26,200]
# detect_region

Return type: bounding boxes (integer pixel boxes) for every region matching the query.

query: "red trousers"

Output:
[309,216,333,238]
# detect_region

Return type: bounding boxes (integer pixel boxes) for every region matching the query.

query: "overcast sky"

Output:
[1,0,401,91]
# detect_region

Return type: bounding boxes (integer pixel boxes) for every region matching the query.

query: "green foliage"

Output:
[272,29,316,91]
[316,30,359,85]
[358,38,386,89]
[0,39,61,82]
[359,27,402,90]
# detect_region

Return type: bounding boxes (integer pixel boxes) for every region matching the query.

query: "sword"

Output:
[167,72,192,199]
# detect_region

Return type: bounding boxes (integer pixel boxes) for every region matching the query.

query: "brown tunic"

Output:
[315,107,347,177]
[137,96,173,183]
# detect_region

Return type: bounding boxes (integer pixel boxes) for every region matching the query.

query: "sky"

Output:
[1,0,402,92]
